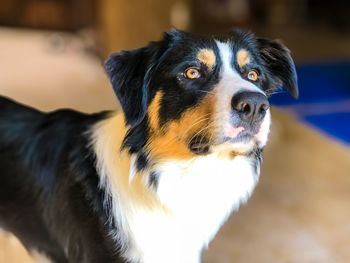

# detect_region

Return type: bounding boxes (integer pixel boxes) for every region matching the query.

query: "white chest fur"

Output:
[91,113,260,263]
[127,153,259,263]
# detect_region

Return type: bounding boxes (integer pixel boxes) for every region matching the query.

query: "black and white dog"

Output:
[0,29,298,263]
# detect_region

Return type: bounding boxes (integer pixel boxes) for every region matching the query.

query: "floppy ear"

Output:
[104,29,184,127]
[104,44,160,127]
[257,38,299,98]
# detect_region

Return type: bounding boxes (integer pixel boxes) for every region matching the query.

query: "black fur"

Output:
[148,171,160,190]
[0,97,125,262]
[136,152,149,171]
[257,37,298,98]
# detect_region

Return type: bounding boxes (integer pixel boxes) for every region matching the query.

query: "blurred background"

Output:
[0,0,349,262]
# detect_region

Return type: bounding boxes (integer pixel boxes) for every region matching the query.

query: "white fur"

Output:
[91,113,134,254]
[126,154,258,263]
[256,109,271,147]
[31,250,53,263]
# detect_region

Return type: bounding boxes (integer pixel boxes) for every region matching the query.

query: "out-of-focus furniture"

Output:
[98,0,177,53]
[0,0,97,30]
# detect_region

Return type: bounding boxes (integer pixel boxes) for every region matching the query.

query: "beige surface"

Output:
[0,230,32,263]
[0,28,349,263]
[0,27,115,112]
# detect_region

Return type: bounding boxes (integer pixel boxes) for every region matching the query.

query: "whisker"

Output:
[188,122,216,145]
[264,88,274,93]
[199,90,215,95]
[264,88,286,96]
[180,114,212,140]
[266,90,286,96]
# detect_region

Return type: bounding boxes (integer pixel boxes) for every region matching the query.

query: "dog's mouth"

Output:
[188,131,256,155]
[188,134,211,155]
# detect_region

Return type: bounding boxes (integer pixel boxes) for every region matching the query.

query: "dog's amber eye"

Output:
[247,70,259,81]
[185,68,201,79]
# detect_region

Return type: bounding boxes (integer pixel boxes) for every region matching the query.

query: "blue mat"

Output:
[270,61,350,145]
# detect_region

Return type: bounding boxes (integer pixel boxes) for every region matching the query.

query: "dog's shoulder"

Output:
[0,96,110,189]
[0,96,127,261]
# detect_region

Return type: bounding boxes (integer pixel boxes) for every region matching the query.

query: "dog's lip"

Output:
[188,132,256,156]
[188,126,261,155]
[225,130,254,141]
[221,134,254,149]
[224,126,245,139]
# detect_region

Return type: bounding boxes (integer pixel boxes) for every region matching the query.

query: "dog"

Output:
[0,29,298,263]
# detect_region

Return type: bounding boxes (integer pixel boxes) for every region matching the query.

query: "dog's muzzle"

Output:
[220,91,270,148]
[188,91,270,155]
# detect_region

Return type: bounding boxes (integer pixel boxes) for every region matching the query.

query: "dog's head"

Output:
[105,29,298,168]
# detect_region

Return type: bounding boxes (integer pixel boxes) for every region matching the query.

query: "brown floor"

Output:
[0,28,349,263]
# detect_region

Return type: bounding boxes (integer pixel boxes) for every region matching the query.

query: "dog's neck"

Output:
[91,112,260,263]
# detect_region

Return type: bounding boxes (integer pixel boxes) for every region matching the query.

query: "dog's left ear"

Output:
[104,43,161,127]
[257,38,299,98]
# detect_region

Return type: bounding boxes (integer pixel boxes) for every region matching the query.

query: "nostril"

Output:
[259,103,269,113]
[241,103,251,113]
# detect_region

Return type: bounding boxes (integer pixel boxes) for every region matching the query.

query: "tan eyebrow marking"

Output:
[237,49,251,68]
[196,49,216,69]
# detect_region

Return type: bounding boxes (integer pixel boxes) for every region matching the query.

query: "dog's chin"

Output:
[214,134,258,155]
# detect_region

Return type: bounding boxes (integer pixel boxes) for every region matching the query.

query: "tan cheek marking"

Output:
[237,49,251,68]
[148,91,163,130]
[146,95,215,161]
[197,49,216,69]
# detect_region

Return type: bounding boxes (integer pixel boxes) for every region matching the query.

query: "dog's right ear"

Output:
[105,45,157,127]
[105,29,183,128]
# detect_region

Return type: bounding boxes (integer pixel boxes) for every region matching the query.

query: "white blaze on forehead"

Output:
[215,41,234,75]
[214,40,264,95]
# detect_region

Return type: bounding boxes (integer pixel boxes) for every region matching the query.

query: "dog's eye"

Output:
[184,68,201,79]
[247,70,259,81]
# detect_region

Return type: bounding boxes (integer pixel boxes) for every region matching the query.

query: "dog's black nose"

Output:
[232,92,269,122]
